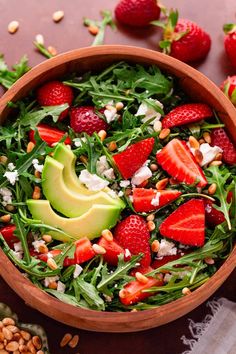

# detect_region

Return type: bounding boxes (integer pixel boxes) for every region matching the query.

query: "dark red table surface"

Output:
[0,1,236,353]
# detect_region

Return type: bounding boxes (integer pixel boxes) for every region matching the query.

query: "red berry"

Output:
[29,123,71,146]
[156,139,207,188]
[211,128,236,165]
[204,200,225,228]
[162,103,212,129]
[114,215,151,268]
[37,81,73,120]
[97,237,125,266]
[160,199,205,247]
[70,106,108,135]
[224,24,236,69]
[113,137,154,179]
[220,75,236,106]
[115,0,160,27]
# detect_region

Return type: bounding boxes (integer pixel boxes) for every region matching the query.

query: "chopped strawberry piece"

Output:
[211,128,236,165]
[119,277,163,305]
[114,215,151,268]
[29,124,71,146]
[133,188,181,212]
[204,200,225,228]
[130,265,153,277]
[162,103,212,129]
[160,199,205,246]
[0,225,17,248]
[38,249,62,262]
[152,254,181,269]
[97,237,125,266]
[156,138,207,188]
[113,138,154,179]
[74,237,95,264]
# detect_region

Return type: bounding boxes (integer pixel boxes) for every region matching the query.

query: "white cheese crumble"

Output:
[32,239,46,253]
[13,242,23,253]
[199,143,223,167]
[12,250,23,260]
[73,137,86,148]
[151,192,161,207]
[57,281,66,293]
[4,171,19,185]
[44,276,59,287]
[79,170,109,191]
[0,187,12,206]
[131,166,152,186]
[103,168,116,180]
[32,158,44,173]
[119,180,130,188]
[107,189,117,199]
[73,264,83,278]
[157,239,177,258]
[7,163,16,171]
[135,99,163,125]
[96,156,115,180]
[104,107,118,123]
[118,190,124,197]
[125,249,131,258]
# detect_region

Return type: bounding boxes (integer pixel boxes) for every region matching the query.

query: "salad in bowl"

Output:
[0,58,236,313]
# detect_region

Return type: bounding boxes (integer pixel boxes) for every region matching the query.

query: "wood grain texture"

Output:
[0,45,236,332]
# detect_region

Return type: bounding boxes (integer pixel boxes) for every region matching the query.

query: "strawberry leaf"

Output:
[223,23,236,34]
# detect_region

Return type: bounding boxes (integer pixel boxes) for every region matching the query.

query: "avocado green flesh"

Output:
[27,199,121,240]
[42,156,124,217]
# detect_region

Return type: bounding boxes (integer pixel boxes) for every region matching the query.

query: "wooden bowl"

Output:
[0,46,236,332]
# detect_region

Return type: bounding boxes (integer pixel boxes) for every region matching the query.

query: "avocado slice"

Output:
[27,199,121,241]
[41,156,124,218]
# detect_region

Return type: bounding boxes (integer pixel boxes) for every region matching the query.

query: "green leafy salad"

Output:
[0,61,235,312]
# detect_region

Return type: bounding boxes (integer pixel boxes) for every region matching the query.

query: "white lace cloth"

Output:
[181,298,236,354]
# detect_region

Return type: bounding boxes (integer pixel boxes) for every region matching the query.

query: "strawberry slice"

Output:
[162,103,212,129]
[97,237,125,266]
[211,128,236,165]
[133,188,181,212]
[119,276,163,306]
[160,199,205,246]
[204,200,225,227]
[113,137,154,179]
[156,139,207,187]
[151,254,182,270]
[114,215,151,268]
[38,249,62,262]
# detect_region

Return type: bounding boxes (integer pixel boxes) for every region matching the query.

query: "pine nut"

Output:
[97,130,107,141]
[0,332,4,341]
[88,25,99,35]
[209,160,222,167]
[27,142,35,153]
[47,46,57,56]
[101,229,113,242]
[131,308,138,312]
[159,128,170,140]
[32,186,41,200]
[205,257,215,265]
[105,105,116,112]
[0,214,11,223]
[12,333,21,341]
[60,333,72,347]
[189,136,200,149]
[2,327,13,340]
[79,155,88,164]
[32,336,42,350]
[68,334,79,348]
[156,178,169,190]
[0,156,8,165]
[203,132,211,144]
[119,289,128,299]
[48,281,57,290]
[20,330,31,341]
[208,183,217,195]
[92,244,106,255]
[135,272,149,284]
[42,234,52,243]
[147,220,155,231]
[108,141,117,151]
[0,345,4,350]
[214,153,223,161]
[19,345,28,352]
[5,204,15,212]
[182,287,191,295]
[35,34,44,45]
[47,258,58,270]
[36,351,44,354]
[6,325,19,333]
[34,170,41,179]
[2,317,15,326]
[115,102,124,111]
[146,213,155,221]
[27,339,36,353]
[198,138,205,145]
[0,350,8,354]
[153,120,162,132]
[151,240,160,252]
[38,244,49,254]
[8,20,19,34]
[150,163,158,171]
[194,149,203,164]
[18,338,24,345]
[52,10,64,23]
[6,341,19,352]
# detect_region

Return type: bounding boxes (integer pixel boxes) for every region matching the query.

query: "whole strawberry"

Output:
[37,81,74,120]
[211,128,236,165]
[223,23,236,69]
[159,10,211,63]
[70,106,108,135]
[114,214,151,268]
[220,75,236,106]
[115,0,160,27]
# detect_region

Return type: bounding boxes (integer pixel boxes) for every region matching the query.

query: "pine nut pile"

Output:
[0,317,44,354]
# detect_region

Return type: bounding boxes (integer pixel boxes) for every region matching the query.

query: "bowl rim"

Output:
[0,45,236,332]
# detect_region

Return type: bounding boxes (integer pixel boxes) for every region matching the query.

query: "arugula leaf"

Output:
[33,42,54,59]
[84,10,116,46]
[73,278,105,310]
[0,55,30,89]
[45,289,90,308]
[12,214,31,264]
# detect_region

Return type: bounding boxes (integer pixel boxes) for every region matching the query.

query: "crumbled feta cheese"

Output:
[73,137,86,148]
[103,294,113,302]
[73,264,83,278]
[120,180,130,188]
[125,249,131,258]
[44,276,59,287]
[103,168,116,180]
[157,239,177,258]
[7,163,16,171]
[164,273,173,283]
[12,251,23,260]
[32,159,39,165]
[32,158,44,173]
[0,188,12,206]
[104,107,118,123]
[135,99,163,125]
[199,143,223,167]
[13,242,23,253]
[118,191,124,197]
[57,281,66,293]
[131,166,152,186]
[151,192,161,207]
[32,239,46,253]
[47,252,53,259]
[4,171,19,185]
[107,189,117,199]
[79,170,109,191]
[96,156,115,180]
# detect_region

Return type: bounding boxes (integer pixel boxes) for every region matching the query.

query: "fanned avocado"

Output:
[27,200,122,241]
[41,156,124,217]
